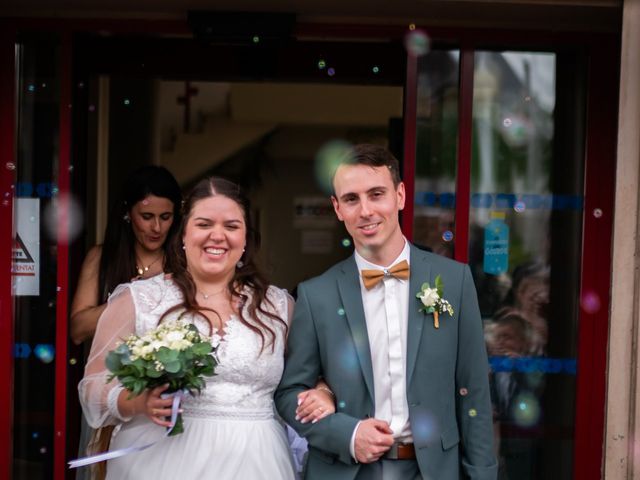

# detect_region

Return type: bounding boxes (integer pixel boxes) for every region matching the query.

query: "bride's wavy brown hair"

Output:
[162,177,287,353]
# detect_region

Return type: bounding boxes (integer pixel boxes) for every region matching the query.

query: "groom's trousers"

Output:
[354,458,422,480]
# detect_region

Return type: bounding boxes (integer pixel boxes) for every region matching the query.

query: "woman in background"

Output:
[70,165,183,345]
[71,165,183,480]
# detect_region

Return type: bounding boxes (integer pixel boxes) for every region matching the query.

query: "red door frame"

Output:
[0,21,17,480]
[573,40,618,480]
[1,17,618,480]
[54,31,73,480]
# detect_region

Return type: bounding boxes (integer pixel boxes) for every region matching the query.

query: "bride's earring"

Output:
[236,247,246,269]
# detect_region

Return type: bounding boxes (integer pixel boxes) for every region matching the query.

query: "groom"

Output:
[276,144,497,479]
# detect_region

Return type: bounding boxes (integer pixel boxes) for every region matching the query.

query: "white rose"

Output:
[169,339,192,351]
[419,288,440,307]
[140,344,154,358]
[149,340,167,351]
[165,330,185,343]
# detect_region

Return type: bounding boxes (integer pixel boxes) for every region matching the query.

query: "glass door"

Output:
[469,50,585,479]
[411,41,611,479]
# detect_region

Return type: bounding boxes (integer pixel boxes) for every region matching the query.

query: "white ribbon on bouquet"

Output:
[68,390,184,469]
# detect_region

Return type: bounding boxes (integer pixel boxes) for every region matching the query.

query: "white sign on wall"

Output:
[293,196,336,229]
[12,198,40,296]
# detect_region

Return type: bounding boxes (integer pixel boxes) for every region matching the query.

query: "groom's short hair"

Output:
[332,143,402,190]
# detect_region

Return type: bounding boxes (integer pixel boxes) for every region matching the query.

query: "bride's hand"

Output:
[295,387,335,424]
[145,384,177,427]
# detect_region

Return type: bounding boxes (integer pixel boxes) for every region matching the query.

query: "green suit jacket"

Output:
[275,244,498,480]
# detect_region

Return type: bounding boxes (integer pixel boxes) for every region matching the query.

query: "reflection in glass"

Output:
[413,50,459,257]
[13,34,61,479]
[470,50,585,479]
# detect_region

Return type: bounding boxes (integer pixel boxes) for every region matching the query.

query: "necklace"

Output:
[199,288,227,300]
[135,254,163,276]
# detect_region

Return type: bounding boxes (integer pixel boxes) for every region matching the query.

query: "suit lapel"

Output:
[337,257,375,403]
[407,244,431,384]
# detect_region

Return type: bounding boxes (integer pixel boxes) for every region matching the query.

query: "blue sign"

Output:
[483,215,509,275]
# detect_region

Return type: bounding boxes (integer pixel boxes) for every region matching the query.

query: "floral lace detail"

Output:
[126,277,290,420]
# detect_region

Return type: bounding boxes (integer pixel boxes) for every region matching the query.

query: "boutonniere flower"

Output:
[416,274,454,329]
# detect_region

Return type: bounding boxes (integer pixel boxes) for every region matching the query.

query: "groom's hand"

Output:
[354,418,394,463]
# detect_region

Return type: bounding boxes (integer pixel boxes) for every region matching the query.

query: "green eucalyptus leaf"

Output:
[192,342,212,355]
[146,368,163,378]
[165,361,181,373]
[105,352,122,372]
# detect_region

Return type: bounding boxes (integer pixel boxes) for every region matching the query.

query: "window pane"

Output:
[413,50,459,257]
[469,50,586,479]
[12,33,61,480]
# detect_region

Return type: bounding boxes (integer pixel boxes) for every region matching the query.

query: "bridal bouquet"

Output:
[105,319,217,435]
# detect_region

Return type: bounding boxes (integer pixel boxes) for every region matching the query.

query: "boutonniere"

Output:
[416,274,454,329]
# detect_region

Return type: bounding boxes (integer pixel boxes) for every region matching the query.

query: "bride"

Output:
[79,176,334,479]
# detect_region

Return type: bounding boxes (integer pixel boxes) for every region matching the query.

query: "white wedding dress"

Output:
[79,275,296,479]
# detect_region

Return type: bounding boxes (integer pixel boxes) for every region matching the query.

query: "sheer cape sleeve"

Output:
[78,284,137,428]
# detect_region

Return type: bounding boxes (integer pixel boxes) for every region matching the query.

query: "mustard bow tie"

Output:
[361,260,410,290]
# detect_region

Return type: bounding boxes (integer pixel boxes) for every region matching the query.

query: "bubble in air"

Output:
[314,139,353,194]
[6,162,16,171]
[252,35,260,43]
[511,392,541,427]
[43,193,84,244]
[442,230,454,242]
[593,208,603,218]
[337,308,345,316]
[34,344,55,364]
[581,291,601,314]
[39,447,47,454]
[69,358,77,365]
[338,401,346,409]
[372,66,380,74]
[317,59,326,70]
[468,408,477,417]
[404,29,430,57]
[341,238,352,248]
[459,388,468,396]
[411,410,438,443]
[327,68,336,77]
[123,99,130,106]
[503,118,512,128]
[514,201,526,213]
[27,84,36,92]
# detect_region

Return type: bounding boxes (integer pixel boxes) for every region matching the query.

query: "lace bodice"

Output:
[79,275,291,427]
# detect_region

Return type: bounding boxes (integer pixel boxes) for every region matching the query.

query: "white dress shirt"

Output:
[350,240,413,458]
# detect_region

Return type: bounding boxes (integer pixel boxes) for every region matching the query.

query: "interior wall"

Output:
[254,125,391,291]
[152,80,403,289]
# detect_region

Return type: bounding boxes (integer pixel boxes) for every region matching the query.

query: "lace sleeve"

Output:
[78,286,136,428]
[266,286,294,326]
